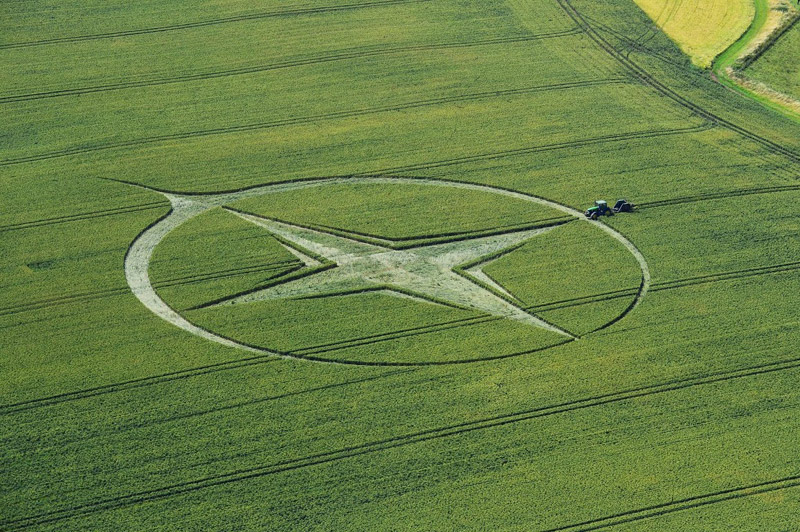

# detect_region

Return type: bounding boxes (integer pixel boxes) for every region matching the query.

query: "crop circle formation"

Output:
[127,177,649,365]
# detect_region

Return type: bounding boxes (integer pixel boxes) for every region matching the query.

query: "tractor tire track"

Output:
[571,10,800,182]
[288,313,495,354]
[1,253,796,414]
[529,288,639,313]
[0,30,581,104]
[153,262,300,290]
[0,78,626,167]
[0,287,131,318]
[0,355,281,416]
[0,262,300,318]
[357,124,714,175]
[652,261,800,292]
[543,475,800,531]
[638,184,800,208]
[583,15,800,183]
[533,261,800,314]
[18,369,417,450]
[556,0,800,165]
[5,357,800,530]
[0,202,169,232]
[293,314,502,357]
[4,237,798,414]
[584,14,714,71]
[0,0,432,50]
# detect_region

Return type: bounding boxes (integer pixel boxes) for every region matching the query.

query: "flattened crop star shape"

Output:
[205,210,574,337]
[125,177,649,365]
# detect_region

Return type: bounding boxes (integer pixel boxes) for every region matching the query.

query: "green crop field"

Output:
[3,0,800,530]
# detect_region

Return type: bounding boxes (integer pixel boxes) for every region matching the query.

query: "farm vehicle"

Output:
[584,199,634,220]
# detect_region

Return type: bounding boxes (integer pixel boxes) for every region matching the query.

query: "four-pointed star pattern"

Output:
[205,210,575,338]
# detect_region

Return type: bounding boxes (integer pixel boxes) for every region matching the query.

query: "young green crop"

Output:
[3,0,800,529]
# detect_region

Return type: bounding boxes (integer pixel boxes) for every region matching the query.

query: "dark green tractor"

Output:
[584,200,612,220]
[584,199,635,220]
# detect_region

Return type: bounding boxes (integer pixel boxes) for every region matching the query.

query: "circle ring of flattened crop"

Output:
[126,176,650,366]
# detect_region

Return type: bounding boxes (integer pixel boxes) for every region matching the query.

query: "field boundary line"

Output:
[5,357,800,529]
[0,30,581,104]
[0,0,432,50]
[555,0,800,165]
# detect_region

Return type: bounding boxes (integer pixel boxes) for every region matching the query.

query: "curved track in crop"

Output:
[124,176,650,366]
[557,0,800,164]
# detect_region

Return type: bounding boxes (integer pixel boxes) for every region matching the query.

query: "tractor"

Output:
[584,199,635,219]
[584,200,612,220]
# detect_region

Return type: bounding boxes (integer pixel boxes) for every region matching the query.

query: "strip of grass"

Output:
[745,19,800,99]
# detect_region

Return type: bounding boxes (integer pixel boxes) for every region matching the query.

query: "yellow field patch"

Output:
[633,0,755,67]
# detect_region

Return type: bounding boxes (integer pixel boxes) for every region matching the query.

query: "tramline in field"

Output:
[3,0,800,530]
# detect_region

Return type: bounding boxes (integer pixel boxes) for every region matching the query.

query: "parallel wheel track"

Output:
[0,30,580,104]
[555,0,800,166]
[356,124,714,175]
[0,78,627,167]
[2,258,799,415]
[0,0,432,50]
[4,356,800,530]
[544,475,800,531]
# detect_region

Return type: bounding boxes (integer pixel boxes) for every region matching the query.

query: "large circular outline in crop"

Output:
[126,176,650,366]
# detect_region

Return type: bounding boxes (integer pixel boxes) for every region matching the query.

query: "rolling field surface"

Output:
[2,0,800,530]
